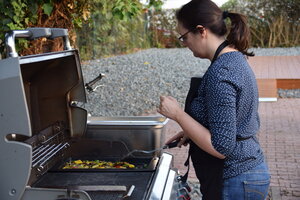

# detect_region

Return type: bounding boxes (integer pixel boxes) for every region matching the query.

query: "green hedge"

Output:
[1,0,298,60]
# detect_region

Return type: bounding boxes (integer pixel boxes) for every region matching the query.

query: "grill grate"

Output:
[26,122,71,184]
[32,132,69,168]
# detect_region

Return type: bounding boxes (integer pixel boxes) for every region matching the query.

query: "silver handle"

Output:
[5,28,72,58]
[123,185,135,198]
[85,73,106,93]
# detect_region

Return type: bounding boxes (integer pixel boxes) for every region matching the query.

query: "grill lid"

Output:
[19,49,87,137]
[0,28,87,200]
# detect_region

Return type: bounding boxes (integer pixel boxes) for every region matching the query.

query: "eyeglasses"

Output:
[178,29,194,42]
[178,27,204,42]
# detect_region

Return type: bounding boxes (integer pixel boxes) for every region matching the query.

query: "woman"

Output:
[157,0,270,199]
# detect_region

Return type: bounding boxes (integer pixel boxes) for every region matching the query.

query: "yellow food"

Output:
[63,160,136,169]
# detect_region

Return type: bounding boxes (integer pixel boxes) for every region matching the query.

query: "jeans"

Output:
[222,162,270,200]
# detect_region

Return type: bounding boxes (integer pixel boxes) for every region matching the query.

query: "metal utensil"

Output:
[43,185,127,192]
[85,73,105,92]
[123,185,135,198]
[120,140,180,161]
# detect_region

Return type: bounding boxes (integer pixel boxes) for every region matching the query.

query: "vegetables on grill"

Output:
[63,160,136,169]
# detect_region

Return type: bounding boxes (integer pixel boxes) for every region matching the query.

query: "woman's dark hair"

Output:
[176,0,254,56]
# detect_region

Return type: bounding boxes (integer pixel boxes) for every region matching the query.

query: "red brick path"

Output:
[162,98,300,200]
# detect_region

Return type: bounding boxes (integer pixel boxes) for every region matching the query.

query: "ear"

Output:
[196,25,206,36]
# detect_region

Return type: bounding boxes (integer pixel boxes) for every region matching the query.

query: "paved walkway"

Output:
[247,56,300,99]
[248,56,300,79]
[163,98,300,200]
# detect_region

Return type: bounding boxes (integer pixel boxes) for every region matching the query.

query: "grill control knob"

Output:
[176,177,191,200]
[181,182,191,192]
[178,187,191,200]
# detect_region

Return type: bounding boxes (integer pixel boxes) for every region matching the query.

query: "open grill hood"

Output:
[0,28,87,200]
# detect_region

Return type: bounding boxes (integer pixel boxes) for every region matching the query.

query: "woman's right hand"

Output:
[165,131,189,148]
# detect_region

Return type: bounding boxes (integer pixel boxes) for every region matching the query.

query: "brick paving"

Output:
[162,98,300,200]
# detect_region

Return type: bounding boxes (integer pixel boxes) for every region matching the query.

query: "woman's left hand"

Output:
[157,96,183,121]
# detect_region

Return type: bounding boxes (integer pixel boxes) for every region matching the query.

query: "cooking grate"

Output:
[25,121,71,184]
[32,130,69,169]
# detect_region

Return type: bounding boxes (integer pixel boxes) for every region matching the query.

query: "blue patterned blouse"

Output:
[189,51,264,179]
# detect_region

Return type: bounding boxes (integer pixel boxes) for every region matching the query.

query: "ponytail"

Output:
[176,0,254,56]
[225,12,254,56]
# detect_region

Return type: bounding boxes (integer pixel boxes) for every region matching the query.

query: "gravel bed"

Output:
[81,47,300,117]
[278,89,300,98]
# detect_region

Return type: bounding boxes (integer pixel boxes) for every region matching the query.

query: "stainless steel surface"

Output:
[162,170,177,200]
[21,187,92,200]
[87,116,168,126]
[19,51,74,64]
[120,146,165,160]
[0,57,32,200]
[18,50,87,137]
[34,142,69,168]
[123,185,135,198]
[86,116,169,158]
[120,140,179,161]
[24,122,71,185]
[0,57,32,136]
[85,73,106,92]
[46,185,127,192]
[147,153,174,200]
[5,30,32,57]
[71,185,127,192]
[31,130,69,169]
[5,28,71,58]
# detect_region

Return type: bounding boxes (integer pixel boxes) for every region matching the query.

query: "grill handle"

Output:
[5,27,72,58]
[85,73,106,93]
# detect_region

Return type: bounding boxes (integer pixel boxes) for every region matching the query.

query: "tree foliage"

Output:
[2,0,296,59]
[222,0,300,47]
[76,0,163,59]
[0,0,92,57]
[0,0,164,59]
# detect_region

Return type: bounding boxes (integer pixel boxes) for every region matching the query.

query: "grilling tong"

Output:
[120,140,180,160]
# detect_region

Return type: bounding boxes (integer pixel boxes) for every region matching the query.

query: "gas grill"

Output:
[0,28,190,200]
